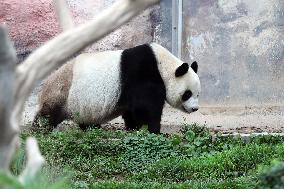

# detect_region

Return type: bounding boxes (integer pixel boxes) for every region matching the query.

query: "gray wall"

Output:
[182,0,284,106]
[157,0,173,51]
[4,0,283,107]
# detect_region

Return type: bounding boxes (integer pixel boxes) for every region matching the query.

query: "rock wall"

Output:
[2,0,283,107]
[183,0,284,106]
[0,0,160,62]
[0,0,59,62]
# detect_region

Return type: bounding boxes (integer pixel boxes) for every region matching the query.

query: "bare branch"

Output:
[54,0,74,31]
[19,137,45,184]
[13,0,160,122]
[0,25,19,171]
[0,0,160,182]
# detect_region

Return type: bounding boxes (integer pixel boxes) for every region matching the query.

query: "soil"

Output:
[106,104,284,134]
[22,86,284,134]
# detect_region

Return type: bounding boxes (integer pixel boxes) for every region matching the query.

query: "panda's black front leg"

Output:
[125,84,165,134]
[79,123,101,131]
[131,105,163,134]
[122,111,141,131]
[143,100,163,134]
[147,120,161,134]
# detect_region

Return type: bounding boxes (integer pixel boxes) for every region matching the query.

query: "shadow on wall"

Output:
[182,0,284,106]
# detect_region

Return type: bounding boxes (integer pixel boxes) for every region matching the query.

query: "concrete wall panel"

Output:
[182,0,284,106]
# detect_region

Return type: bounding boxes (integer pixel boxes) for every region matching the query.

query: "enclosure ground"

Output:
[22,86,284,134]
[17,125,284,189]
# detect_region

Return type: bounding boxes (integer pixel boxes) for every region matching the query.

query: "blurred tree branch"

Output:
[0,0,160,185]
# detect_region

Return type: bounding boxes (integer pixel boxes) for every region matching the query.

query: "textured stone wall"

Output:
[2,0,283,107]
[0,0,160,62]
[183,0,284,106]
[0,0,59,61]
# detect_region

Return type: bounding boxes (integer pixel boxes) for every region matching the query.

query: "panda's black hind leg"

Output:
[31,114,60,131]
[32,104,68,131]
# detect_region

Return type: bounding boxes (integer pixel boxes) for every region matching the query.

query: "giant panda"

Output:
[33,43,201,134]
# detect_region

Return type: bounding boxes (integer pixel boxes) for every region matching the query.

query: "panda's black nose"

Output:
[192,108,198,112]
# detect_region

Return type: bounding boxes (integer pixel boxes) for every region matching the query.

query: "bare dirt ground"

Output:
[106,105,284,134]
[22,86,284,134]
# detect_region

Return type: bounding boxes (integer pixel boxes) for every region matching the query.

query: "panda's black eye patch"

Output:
[182,90,192,101]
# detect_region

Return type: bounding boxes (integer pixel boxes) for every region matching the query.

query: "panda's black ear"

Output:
[191,61,198,73]
[175,63,189,77]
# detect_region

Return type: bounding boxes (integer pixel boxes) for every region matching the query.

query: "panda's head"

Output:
[150,43,201,114]
[171,61,201,113]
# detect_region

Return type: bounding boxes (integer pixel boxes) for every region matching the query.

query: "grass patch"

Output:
[18,124,284,188]
[134,144,284,182]
[0,166,71,189]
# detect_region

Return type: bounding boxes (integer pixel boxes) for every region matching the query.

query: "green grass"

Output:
[13,124,284,188]
[0,165,71,189]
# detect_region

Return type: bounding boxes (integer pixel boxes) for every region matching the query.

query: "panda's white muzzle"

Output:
[182,97,199,113]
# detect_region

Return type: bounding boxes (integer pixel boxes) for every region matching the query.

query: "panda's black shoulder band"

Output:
[175,63,189,77]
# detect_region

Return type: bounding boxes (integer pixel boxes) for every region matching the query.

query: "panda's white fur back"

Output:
[67,50,123,124]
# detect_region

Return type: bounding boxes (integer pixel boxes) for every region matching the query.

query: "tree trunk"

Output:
[0,25,18,171]
[0,0,160,184]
